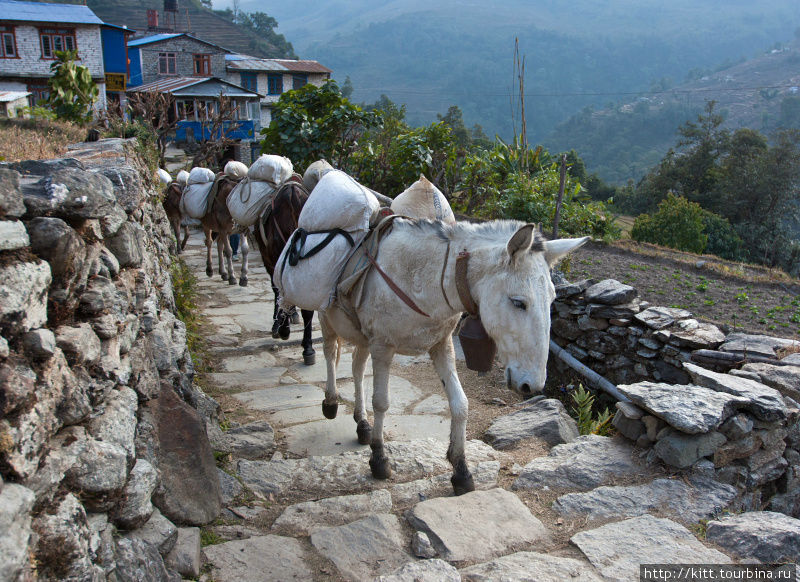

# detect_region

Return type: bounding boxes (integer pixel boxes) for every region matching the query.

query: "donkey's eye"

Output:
[510,298,527,311]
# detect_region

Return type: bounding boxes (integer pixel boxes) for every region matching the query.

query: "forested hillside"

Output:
[228,0,800,144]
[38,0,294,58]
[546,40,800,184]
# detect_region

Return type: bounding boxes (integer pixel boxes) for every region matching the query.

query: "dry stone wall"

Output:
[552,277,800,518]
[0,138,220,581]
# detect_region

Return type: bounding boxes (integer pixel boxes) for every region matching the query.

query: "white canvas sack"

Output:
[391,175,456,224]
[302,159,334,192]
[187,167,215,185]
[157,168,172,185]
[181,182,215,219]
[226,179,278,227]
[224,160,249,180]
[175,170,190,185]
[275,229,367,311]
[249,154,293,185]
[298,170,379,233]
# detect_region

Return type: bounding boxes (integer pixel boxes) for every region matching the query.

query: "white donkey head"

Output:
[471,223,588,397]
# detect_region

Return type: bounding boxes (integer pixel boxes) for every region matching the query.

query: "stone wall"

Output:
[0,139,221,581]
[552,277,800,517]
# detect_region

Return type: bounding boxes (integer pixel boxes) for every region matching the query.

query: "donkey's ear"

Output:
[543,236,590,266]
[506,223,537,260]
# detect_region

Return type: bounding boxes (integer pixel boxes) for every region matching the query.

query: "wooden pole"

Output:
[552,153,567,238]
[549,340,630,402]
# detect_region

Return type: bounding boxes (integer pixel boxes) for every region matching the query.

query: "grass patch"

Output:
[170,256,209,372]
[0,117,85,162]
[200,528,225,547]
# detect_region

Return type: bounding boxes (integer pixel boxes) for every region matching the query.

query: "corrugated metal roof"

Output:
[127,33,182,47]
[0,90,30,102]
[274,59,332,74]
[128,76,261,98]
[0,0,103,24]
[225,55,331,74]
[127,32,231,53]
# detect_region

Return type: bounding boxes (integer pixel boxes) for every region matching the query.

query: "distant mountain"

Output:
[39,0,292,58]
[545,41,800,184]
[226,0,799,144]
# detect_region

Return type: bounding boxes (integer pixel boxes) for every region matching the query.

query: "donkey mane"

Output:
[400,217,546,251]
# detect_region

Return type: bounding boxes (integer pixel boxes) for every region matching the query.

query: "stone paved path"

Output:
[180,228,749,582]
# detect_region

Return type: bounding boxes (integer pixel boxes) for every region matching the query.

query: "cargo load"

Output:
[226,155,293,227]
[391,175,456,224]
[302,159,334,192]
[248,154,293,185]
[276,170,379,311]
[175,170,190,185]
[224,160,249,180]
[180,168,216,219]
[157,168,172,185]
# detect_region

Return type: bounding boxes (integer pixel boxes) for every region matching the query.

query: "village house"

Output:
[127,32,229,88]
[0,0,107,110]
[225,54,331,128]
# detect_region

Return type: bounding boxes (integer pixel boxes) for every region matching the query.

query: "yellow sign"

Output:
[105,73,126,92]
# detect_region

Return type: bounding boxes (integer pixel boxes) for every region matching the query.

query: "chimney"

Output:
[147,9,159,29]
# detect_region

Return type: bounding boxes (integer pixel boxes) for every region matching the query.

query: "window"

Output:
[193,54,211,76]
[239,72,257,92]
[27,84,49,105]
[39,28,76,59]
[267,73,283,95]
[292,74,307,90]
[177,99,195,121]
[158,52,176,75]
[0,26,17,58]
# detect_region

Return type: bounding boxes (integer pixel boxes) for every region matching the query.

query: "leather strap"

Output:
[440,241,455,311]
[455,250,478,316]
[364,250,430,318]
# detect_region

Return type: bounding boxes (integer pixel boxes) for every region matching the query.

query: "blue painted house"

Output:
[100,23,134,109]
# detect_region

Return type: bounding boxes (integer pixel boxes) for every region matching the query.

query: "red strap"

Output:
[365,251,430,318]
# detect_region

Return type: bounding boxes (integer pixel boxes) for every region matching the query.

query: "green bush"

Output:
[702,211,747,261]
[631,193,707,253]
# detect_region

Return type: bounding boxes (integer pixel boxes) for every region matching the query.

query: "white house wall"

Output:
[224,70,329,129]
[0,24,104,79]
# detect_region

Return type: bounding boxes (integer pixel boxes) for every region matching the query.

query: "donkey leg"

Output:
[180,225,190,250]
[220,235,234,283]
[172,219,182,254]
[430,337,474,495]
[320,314,339,419]
[352,344,371,445]
[300,309,315,365]
[238,232,249,287]
[204,228,213,277]
[271,283,282,339]
[369,345,394,480]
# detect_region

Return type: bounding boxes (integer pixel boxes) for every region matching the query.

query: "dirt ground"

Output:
[569,239,800,341]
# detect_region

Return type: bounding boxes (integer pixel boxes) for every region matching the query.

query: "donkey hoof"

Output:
[228,276,237,286]
[239,277,248,287]
[271,322,281,339]
[302,349,315,366]
[206,268,213,277]
[451,472,476,496]
[322,400,338,419]
[369,455,392,480]
[279,325,290,341]
[356,420,372,445]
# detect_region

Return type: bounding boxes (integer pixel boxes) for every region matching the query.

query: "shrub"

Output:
[631,193,707,253]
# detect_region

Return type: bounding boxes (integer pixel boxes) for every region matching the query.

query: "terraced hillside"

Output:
[39,0,290,58]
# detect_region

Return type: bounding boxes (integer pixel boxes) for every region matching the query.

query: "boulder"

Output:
[32,493,99,581]
[204,535,312,581]
[0,259,50,334]
[272,490,392,536]
[0,219,29,250]
[705,511,800,563]
[584,279,637,305]
[741,362,800,402]
[634,306,693,330]
[23,167,119,221]
[124,508,178,556]
[164,527,201,578]
[485,398,579,448]
[106,221,146,268]
[147,383,222,525]
[376,559,461,582]
[653,429,727,468]
[55,323,102,366]
[0,168,25,217]
[112,459,158,530]
[406,488,550,562]
[462,551,604,582]
[113,536,171,582]
[0,483,35,582]
[668,318,725,349]
[22,328,56,360]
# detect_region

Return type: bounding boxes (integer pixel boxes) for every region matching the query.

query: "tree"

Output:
[631,193,708,254]
[127,91,179,167]
[260,80,381,170]
[46,50,98,124]
[189,94,242,168]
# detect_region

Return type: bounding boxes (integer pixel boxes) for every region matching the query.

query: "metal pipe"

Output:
[549,339,630,403]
